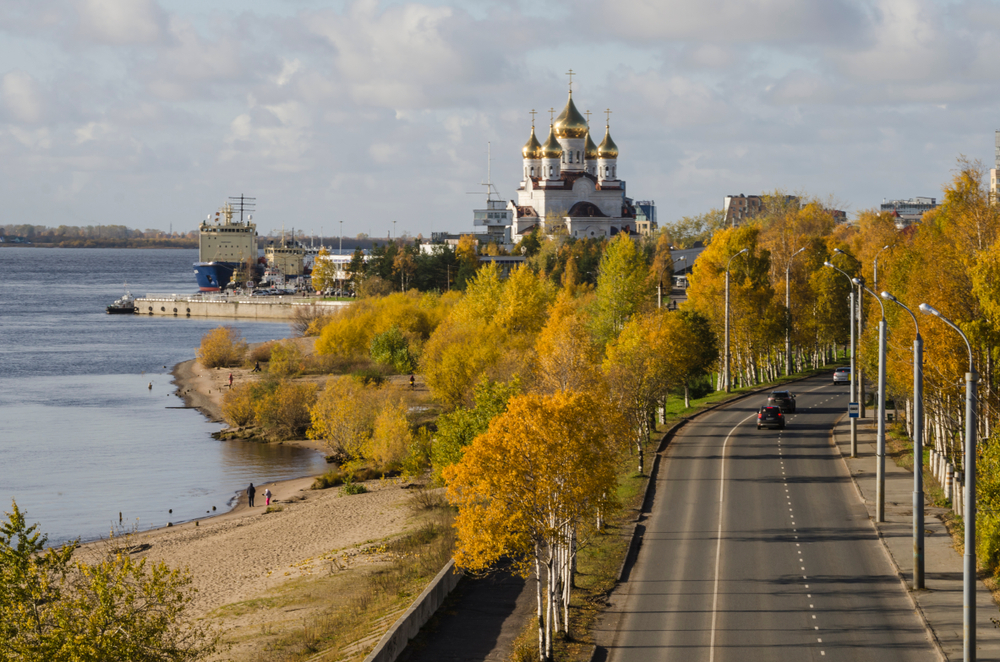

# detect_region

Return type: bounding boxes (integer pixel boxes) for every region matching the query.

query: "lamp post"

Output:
[824,261,858,457]
[785,247,807,376]
[920,303,978,661]
[882,291,924,588]
[835,248,866,417]
[724,248,748,392]
[873,244,891,287]
[855,278,887,522]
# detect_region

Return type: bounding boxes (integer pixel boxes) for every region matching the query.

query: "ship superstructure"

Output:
[193,196,259,291]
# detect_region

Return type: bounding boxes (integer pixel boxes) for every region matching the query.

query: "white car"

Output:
[833,367,851,384]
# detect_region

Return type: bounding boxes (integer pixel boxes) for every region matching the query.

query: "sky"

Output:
[3,0,1000,239]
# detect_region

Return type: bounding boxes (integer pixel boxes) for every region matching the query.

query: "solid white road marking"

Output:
[709,412,756,662]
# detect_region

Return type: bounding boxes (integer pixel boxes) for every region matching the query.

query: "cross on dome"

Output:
[566,69,575,92]
[529,109,537,127]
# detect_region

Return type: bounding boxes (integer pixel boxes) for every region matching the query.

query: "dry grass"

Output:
[209,505,455,662]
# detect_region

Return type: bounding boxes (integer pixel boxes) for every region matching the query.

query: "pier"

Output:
[135,294,349,320]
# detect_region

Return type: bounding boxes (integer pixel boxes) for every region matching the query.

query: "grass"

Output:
[211,505,455,662]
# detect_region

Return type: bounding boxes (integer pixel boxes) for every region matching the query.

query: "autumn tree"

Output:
[535,292,600,394]
[311,248,338,292]
[196,326,248,368]
[444,392,617,661]
[0,501,216,661]
[308,377,383,462]
[602,311,673,474]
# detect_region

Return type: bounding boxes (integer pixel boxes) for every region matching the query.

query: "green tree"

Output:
[592,233,652,345]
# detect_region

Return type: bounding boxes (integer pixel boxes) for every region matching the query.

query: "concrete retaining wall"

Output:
[363,560,463,662]
[135,296,349,320]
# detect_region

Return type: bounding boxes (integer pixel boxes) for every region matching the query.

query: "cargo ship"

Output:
[193,196,260,291]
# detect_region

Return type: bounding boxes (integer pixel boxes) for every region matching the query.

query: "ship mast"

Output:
[228,194,256,224]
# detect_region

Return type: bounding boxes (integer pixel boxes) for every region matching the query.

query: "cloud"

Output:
[1,71,46,123]
[74,0,165,45]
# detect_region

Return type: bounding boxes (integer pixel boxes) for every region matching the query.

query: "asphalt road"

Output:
[601,374,937,661]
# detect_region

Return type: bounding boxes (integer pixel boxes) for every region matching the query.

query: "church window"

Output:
[549,166,554,177]
[576,151,581,163]
[530,166,535,177]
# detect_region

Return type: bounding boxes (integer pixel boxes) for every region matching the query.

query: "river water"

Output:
[0,247,328,545]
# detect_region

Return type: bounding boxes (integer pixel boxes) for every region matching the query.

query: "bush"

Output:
[370,326,416,374]
[269,340,304,378]
[366,400,413,473]
[292,305,333,337]
[197,326,248,368]
[312,469,346,490]
[222,379,318,440]
[247,341,277,366]
[351,367,388,386]
[341,482,368,495]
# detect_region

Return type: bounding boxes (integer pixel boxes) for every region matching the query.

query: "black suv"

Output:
[757,406,785,430]
[768,390,796,413]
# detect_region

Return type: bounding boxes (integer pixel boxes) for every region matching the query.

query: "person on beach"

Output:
[229,373,234,388]
[252,361,261,373]
[264,488,272,506]
[409,374,415,389]
[247,483,256,507]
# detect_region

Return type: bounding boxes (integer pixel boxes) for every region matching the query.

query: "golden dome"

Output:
[597,125,618,159]
[584,130,599,160]
[554,92,588,139]
[541,125,563,159]
[522,126,543,160]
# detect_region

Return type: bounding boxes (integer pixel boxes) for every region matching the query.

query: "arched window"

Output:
[549,166,554,177]
[530,166,535,177]
[576,151,581,163]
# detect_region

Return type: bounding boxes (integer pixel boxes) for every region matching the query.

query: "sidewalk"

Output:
[832,414,1000,660]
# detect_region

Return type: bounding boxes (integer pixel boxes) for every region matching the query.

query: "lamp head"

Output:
[793,247,806,256]
[882,244,890,250]
[833,248,844,255]
[919,303,940,317]
[739,247,748,254]
[880,291,897,302]
[851,277,861,286]
[823,261,834,268]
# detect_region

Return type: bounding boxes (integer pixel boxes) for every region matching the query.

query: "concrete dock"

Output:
[135,293,349,320]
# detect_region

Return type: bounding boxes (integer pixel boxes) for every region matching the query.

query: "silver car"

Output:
[833,366,851,384]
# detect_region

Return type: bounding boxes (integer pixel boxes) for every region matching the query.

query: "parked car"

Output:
[768,390,796,413]
[833,366,851,384]
[757,406,785,430]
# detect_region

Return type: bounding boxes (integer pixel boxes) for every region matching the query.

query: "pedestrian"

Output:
[229,372,234,388]
[252,361,261,373]
[265,488,272,506]
[247,482,256,507]
[409,373,415,389]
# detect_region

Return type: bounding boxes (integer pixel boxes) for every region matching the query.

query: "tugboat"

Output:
[106,287,136,314]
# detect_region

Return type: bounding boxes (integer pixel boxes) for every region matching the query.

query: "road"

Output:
[600,374,937,661]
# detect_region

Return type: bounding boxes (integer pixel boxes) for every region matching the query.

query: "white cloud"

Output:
[1,71,46,123]
[75,0,164,45]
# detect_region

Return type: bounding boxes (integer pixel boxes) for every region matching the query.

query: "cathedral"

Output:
[510,86,637,242]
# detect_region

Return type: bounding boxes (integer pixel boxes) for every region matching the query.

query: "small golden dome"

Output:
[541,125,563,159]
[554,92,588,139]
[522,126,543,160]
[598,125,618,159]
[584,130,598,160]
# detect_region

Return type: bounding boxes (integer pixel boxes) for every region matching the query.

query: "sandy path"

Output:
[133,477,413,616]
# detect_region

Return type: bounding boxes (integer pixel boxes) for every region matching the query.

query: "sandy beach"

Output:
[108,352,432,648]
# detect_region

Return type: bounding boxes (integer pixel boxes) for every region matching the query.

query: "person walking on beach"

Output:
[264,488,272,506]
[252,361,261,373]
[229,372,234,388]
[247,483,256,507]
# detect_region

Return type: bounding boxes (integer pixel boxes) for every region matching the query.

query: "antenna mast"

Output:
[228,194,256,224]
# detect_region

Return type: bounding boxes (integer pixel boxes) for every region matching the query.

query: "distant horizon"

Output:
[2,1,995,235]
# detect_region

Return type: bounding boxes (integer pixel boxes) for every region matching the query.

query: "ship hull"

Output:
[193,262,237,291]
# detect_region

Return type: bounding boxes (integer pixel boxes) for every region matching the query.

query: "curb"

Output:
[829,414,948,662]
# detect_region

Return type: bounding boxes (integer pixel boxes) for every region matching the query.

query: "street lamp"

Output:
[835,248,866,417]
[873,244,892,287]
[824,261,858,457]
[919,303,978,662]
[785,247,807,376]
[882,291,924,589]
[855,277,887,522]
[724,248,748,393]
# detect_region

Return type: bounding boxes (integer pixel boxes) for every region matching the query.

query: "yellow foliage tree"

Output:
[366,399,412,470]
[196,326,248,368]
[308,377,382,460]
[268,340,304,377]
[444,391,617,661]
[535,292,599,394]
[311,247,338,292]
